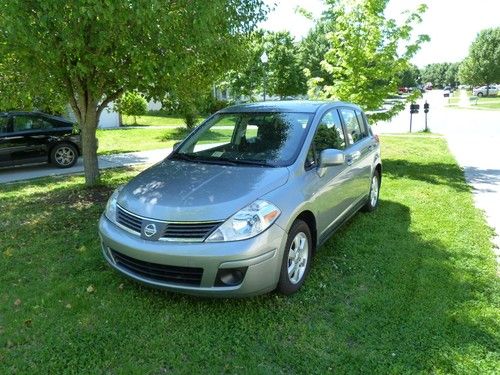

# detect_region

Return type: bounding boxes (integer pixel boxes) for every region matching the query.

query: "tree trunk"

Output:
[67,86,122,187]
[80,109,100,186]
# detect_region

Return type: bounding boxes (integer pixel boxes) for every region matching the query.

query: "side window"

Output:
[13,116,54,132]
[0,116,9,134]
[355,110,369,137]
[314,109,346,152]
[305,109,345,169]
[340,108,365,145]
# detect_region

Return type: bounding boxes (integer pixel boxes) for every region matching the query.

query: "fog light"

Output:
[215,267,248,287]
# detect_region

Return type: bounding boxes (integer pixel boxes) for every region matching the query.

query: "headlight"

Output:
[104,185,124,224]
[206,200,281,242]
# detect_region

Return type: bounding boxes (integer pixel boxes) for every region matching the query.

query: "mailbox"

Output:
[410,103,420,114]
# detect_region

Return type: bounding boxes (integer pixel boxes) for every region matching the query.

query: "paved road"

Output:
[0,148,171,184]
[375,90,500,257]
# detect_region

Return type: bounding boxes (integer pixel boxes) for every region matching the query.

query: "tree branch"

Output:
[63,73,82,123]
[97,89,124,116]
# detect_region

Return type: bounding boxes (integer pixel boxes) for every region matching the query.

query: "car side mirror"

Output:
[319,149,345,168]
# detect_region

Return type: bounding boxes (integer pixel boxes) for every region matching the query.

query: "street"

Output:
[375,90,500,254]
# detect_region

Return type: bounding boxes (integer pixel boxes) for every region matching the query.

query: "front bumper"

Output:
[98,215,287,297]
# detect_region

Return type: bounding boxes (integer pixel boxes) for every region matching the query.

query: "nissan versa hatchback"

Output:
[99,101,381,297]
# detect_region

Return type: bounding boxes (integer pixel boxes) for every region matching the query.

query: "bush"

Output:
[203,96,229,114]
[115,92,147,124]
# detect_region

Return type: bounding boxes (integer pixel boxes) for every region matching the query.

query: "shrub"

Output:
[115,92,147,124]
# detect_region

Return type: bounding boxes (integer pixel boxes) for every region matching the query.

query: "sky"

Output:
[261,0,500,67]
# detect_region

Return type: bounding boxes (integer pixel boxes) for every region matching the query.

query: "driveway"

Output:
[375,90,500,256]
[0,148,171,184]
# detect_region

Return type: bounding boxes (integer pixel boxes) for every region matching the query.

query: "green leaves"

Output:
[221,30,307,100]
[0,0,266,185]
[307,0,429,119]
[458,27,500,86]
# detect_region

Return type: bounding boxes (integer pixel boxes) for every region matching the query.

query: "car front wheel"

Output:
[51,143,78,168]
[277,219,312,295]
[477,92,483,97]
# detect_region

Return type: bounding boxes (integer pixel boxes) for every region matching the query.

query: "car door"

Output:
[339,107,374,203]
[9,114,49,164]
[0,115,12,165]
[304,108,359,241]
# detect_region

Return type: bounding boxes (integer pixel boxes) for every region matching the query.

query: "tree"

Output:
[399,64,421,88]
[220,31,266,100]
[421,62,459,88]
[0,54,66,114]
[115,92,147,125]
[307,0,429,121]
[458,27,500,95]
[0,0,266,185]
[221,30,307,101]
[445,62,460,87]
[299,13,340,88]
[266,32,307,99]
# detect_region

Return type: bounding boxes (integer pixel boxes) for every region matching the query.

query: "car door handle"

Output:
[346,151,361,165]
[367,144,375,151]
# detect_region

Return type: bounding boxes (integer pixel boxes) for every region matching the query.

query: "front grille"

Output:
[111,249,203,286]
[162,222,221,240]
[116,206,142,233]
[116,205,222,241]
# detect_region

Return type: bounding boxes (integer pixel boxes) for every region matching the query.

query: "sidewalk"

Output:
[0,148,171,184]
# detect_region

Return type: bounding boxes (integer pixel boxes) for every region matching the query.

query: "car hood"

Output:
[117,160,289,221]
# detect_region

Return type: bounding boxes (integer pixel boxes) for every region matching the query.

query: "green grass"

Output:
[1,136,499,373]
[122,114,204,127]
[96,127,236,155]
[447,90,500,110]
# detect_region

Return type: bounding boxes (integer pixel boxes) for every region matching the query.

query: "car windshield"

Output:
[172,112,313,167]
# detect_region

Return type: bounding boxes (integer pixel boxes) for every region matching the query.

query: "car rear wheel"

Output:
[277,219,312,295]
[363,171,380,212]
[51,143,78,168]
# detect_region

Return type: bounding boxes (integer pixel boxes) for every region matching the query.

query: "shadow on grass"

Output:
[383,159,471,192]
[1,190,497,373]
[98,149,137,156]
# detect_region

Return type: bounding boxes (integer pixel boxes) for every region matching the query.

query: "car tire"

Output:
[50,143,78,168]
[362,170,381,212]
[277,219,312,295]
[477,92,483,97]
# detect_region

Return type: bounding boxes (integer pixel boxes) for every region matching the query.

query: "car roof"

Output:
[0,111,73,123]
[218,100,358,114]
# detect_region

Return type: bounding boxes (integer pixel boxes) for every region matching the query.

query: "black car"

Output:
[0,111,81,168]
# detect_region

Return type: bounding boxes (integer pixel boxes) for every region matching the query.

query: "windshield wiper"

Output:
[231,159,274,167]
[171,153,273,167]
[170,153,200,162]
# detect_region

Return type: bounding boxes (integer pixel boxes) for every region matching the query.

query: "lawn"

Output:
[1,136,499,373]
[447,90,500,110]
[122,114,204,127]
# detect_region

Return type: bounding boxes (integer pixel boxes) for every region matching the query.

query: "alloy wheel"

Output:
[287,232,309,284]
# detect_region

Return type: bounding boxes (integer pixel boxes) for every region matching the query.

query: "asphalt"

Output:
[374,90,500,259]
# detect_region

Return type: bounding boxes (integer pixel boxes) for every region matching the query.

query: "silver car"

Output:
[99,101,381,297]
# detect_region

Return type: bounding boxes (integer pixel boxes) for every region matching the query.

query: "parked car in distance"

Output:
[0,111,81,168]
[99,101,382,297]
[398,87,409,94]
[473,85,498,97]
